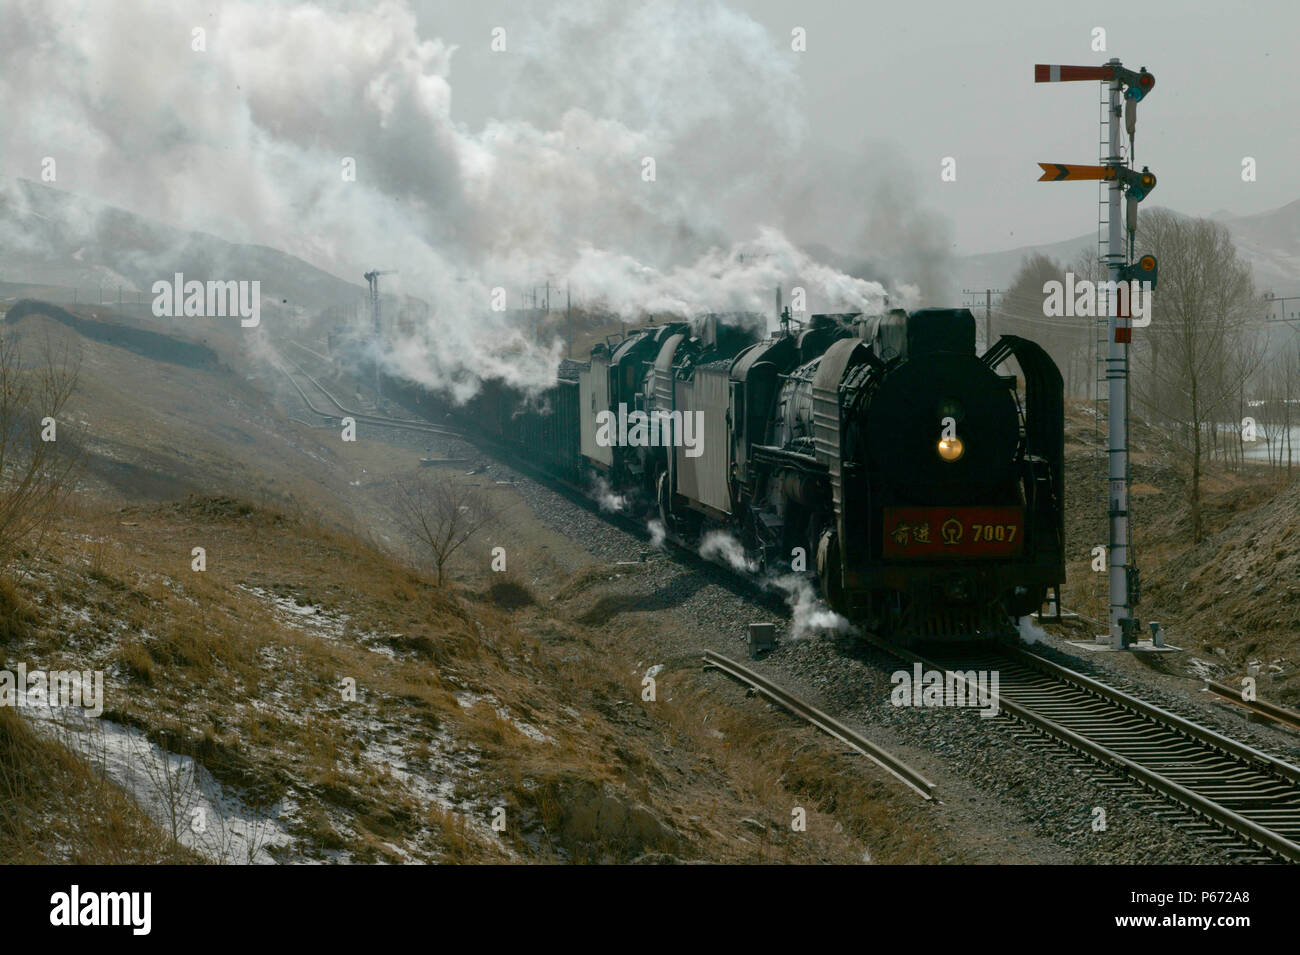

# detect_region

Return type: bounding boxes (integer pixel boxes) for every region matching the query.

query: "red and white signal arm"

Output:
[1034,64,1112,83]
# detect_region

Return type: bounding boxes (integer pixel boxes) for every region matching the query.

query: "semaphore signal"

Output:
[1034,57,1159,650]
[1034,62,1155,98]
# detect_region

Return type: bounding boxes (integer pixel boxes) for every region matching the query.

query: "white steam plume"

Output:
[697,531,854,639]
[591,475,627,513]
[766,574,856,642]
[1018,615,1048,645]
[698,530,758,574]
[0,0,946,399]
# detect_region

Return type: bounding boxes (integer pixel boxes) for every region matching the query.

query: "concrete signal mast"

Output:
[1034,58,1159,649]
[364,269,397,402]
[364,269,397,335]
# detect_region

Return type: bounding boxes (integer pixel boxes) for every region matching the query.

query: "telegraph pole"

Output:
[1035,59,1158,648]
[986,289,992,347]
[961,288,1001,352]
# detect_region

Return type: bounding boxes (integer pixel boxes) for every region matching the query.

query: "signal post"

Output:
[1034,58,1157,649]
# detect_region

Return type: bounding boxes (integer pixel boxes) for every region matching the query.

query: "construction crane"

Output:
[363,269,397,335]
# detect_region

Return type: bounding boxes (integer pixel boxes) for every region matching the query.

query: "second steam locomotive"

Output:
[380,306,1065,642]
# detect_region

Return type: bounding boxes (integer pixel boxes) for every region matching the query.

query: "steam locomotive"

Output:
[380,307,1065,642]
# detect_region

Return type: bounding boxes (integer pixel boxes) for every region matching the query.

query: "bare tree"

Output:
[1132,210,1263,542]
[1222,317,1266,470]
[389,471,500,586]
[0,328,82,568]
[1253,338,1300,475]
[1257,375,1283,470]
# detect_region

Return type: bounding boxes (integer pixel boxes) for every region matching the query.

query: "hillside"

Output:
[2,301,952,864]
[3,302,358,511]
[1142,475,1300,701]
[1058,399,1298,703]
[0,180,361,311]
[6,300,1292,865]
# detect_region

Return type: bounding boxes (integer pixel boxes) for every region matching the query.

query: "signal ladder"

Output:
[1094,82,1116,609]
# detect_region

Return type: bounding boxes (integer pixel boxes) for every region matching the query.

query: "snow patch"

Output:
[19,692,292,864]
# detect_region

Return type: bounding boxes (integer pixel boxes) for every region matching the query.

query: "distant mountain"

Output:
[954,199,1300,298]
[954,231,1096,297]
[1219,199,1300,296]
[8,178,1298,319]
[0,179,362,311]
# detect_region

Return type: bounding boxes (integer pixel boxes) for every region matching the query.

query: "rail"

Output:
[1205,678,1300,732]
[864,636,1300,862]
[702,650,936,801]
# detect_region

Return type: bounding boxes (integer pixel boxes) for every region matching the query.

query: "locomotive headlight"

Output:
[937,436,964,462]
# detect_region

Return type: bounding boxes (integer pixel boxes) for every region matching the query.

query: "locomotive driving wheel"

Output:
[656,470,673,532]
[657,470,699,539]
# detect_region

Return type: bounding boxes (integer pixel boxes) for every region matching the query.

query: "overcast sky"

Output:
[425,0,1300,254]
[2,0,1296,327]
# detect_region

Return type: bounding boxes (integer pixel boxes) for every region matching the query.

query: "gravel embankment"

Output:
[290,372,1290,865]
[395,425,1256,864]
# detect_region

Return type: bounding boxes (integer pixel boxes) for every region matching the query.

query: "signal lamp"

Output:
[1121,254,1158,289]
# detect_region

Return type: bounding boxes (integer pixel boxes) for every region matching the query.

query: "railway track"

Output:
[702,650,935,800]
[866,636,1300,862]
[1205,679,1300,732]
[1051,604,1300,734]
[276,349,463,439]
[279,342,1300,861]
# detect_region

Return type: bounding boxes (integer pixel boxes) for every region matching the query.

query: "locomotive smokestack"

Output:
[700,313,718,348]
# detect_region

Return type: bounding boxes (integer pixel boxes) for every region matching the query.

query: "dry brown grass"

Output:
[2,488,942,864]
[0,706,197,864]
[1,392,951,864]
[0,306,935,864]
